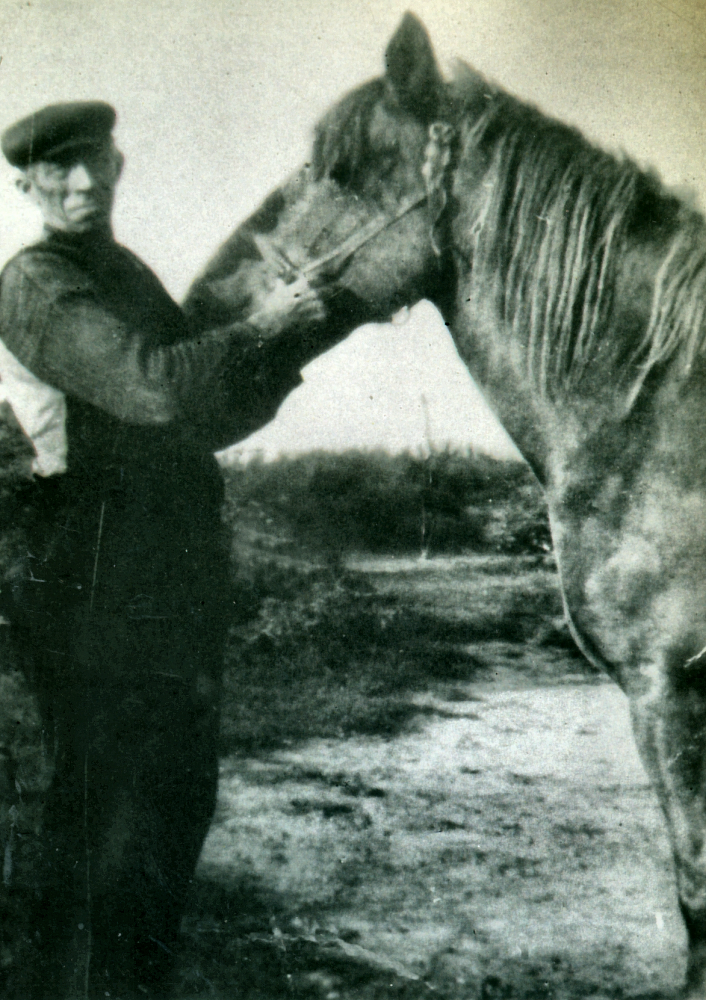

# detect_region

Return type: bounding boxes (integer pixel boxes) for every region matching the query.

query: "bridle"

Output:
[251,120,457,284]
[252,191,429,282]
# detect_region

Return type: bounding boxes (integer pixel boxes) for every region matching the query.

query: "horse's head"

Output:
[184,14,463,334]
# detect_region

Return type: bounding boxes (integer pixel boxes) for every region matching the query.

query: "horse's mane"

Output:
[460,80,706,404]
[312,64,706,407]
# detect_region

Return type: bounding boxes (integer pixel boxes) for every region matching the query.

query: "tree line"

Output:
[222,448,551,558]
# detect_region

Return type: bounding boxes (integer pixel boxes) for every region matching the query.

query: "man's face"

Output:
[22,141,123,234]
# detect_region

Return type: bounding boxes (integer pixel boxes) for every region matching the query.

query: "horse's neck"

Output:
[439,269,551,480]
[440,249,656,488]
[440,157,683,484]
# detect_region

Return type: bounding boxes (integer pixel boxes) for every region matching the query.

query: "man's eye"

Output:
[42,164,68,180]
[40,171,66,187]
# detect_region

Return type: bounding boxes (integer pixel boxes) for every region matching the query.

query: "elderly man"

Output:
[0,102,325,998]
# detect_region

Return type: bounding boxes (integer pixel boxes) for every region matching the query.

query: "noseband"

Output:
[253,120,457,283]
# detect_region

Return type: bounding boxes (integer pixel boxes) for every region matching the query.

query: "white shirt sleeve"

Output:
[0,338,67,477]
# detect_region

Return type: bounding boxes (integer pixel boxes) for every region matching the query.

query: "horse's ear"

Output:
[384,13,442,119]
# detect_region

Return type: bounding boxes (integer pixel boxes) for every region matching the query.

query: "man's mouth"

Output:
[69,202,99,218]
[66,192,111,217]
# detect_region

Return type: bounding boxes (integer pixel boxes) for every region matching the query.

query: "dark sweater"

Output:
[0,227,299,621]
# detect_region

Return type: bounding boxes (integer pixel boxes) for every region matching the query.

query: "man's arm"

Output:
[0,254,321,449]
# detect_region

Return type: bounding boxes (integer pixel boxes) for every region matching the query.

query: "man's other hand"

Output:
[248,275,325,339]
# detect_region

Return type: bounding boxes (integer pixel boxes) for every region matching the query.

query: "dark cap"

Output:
[1,101,116,168]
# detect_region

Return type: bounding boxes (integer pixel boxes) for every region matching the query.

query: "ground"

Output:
[173,555,686,999]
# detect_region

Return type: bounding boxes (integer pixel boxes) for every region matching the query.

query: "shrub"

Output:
[222,448,550,559]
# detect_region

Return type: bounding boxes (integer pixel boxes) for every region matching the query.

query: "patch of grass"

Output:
[222,565,449,751]
[221,554,589,753]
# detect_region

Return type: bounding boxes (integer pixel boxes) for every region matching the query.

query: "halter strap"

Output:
[252,120,456,281]
[253,193,428,282]
[421,121,456,256]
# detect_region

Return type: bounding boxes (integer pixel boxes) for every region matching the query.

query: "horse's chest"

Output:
[548,460,706,682]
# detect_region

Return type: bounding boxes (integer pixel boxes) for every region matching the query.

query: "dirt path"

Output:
[188,679,684,999]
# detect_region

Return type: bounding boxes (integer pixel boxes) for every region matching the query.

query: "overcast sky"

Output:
[0,0,704,461]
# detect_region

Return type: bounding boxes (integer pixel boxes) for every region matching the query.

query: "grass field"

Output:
[219,552,586,754]
[174,551,683,1000]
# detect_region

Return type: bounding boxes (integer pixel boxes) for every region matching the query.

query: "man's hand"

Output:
[247,275,325,339]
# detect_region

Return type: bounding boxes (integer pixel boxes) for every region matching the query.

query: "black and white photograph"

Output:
[0,1,704,997]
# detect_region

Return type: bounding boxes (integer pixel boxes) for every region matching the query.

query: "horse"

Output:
[182,12,706,997]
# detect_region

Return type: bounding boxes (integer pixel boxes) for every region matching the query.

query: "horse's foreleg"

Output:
[627,661,706,998]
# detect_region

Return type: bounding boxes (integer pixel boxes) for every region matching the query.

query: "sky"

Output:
[0,0,704,462]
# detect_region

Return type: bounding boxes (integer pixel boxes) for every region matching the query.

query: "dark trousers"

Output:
[5,607,225,999]
[0,478,230,997]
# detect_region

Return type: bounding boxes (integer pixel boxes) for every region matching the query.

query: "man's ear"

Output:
[15,174,32,196]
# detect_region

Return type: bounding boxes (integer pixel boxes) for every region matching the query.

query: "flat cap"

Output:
[1,101,116,168]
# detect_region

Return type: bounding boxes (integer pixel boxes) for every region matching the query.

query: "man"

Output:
[0,101,325,998]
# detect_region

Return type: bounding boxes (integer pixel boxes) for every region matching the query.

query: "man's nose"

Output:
[66,163,95,192]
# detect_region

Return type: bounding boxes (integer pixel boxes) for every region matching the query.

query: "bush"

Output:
[222,448,550,560]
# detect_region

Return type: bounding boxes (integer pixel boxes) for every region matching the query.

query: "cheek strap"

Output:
[421,122,455,256]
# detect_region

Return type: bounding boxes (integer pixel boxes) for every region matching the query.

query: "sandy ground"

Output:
[187,677,685,999]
